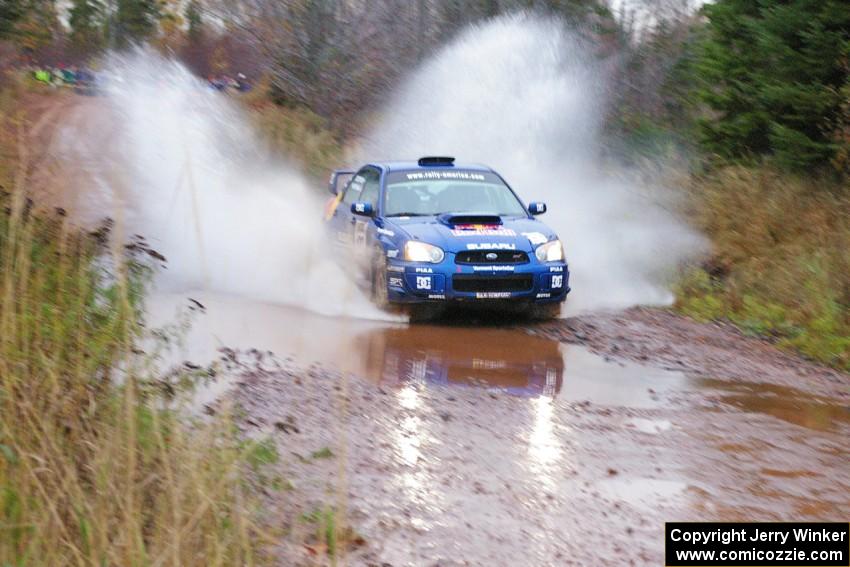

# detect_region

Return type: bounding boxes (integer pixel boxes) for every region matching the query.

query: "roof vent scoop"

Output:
[439,213,503,226]
[418,156,455,167]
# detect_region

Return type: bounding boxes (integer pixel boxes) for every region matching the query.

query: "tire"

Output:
[371,257,390,310]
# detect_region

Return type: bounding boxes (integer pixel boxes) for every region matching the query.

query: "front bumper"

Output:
[384,255,570,304]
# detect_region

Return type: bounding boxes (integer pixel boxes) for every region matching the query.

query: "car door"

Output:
[329,168,365,247]
[351,168,381,259]
[329,166,380,252]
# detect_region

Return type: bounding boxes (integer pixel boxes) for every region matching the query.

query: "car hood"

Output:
[384,213,558,254]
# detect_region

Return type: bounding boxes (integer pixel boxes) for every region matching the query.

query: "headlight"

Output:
[404,241,445,263]
[535,239,564,262]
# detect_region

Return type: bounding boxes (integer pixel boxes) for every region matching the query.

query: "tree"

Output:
[0,0,26,39]
[69,0,105,53]
[694,0,850,173]
[113,0,160,47]
[269,0,341,108]
[185,0,203,44]
[13,0,59,52]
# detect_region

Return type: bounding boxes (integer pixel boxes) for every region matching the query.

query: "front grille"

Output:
[455,250,529,265]
[452,274,533,293]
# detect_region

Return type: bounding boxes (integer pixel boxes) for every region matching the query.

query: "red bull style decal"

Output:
[450,224,517,237]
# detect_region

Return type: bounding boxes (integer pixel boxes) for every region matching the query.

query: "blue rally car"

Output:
[324,157,570,319]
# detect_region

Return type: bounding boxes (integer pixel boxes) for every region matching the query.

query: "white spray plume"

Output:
[66,50,384,319]
[365,14,705,313]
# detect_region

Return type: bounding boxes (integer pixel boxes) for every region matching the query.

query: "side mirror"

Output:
[529,201,547,215]
[329,169,355,195]
[351,202,374,216]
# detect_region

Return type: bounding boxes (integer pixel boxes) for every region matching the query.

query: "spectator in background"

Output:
[209,74,226,91]
[33,68,51,84]
[236,73,251,92]
[51,67,64,87]
[62,67,77,86]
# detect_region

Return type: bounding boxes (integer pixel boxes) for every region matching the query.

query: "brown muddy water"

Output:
[148,293,849,565]
[147,292,686,408]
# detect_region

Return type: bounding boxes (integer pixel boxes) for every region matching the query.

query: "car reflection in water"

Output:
[358,325,564,398]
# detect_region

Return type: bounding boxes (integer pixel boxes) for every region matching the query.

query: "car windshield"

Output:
[384,170,527,217]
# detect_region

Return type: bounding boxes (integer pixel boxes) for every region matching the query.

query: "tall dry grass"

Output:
[677,166,850,369]
[240,75,344,180]
[0,92,273,566]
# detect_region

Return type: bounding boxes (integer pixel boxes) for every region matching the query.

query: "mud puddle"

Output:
[694,377,850,432]
[147,292,689,406]
[150,293,849,565]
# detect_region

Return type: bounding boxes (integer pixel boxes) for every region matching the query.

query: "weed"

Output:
[241,81,343,181]
[0,99,272,565]
[678,166,850,369]
[310,447,334,460]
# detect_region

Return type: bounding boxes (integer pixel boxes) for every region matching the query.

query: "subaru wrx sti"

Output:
[325,157,570,318]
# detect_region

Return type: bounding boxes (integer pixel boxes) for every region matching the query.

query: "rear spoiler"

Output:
[328,169,355,195]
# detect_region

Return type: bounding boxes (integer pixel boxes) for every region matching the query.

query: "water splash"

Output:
[64,50,385,319]
[365,14,705,313]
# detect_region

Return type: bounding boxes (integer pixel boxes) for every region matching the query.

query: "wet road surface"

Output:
[150,293,850,566]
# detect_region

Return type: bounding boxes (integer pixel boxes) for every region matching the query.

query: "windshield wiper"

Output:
[386,212,431,217]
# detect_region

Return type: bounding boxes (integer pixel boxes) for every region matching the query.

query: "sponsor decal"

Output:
[376,227,395,237]
[475,292,511,299]
[536,292,551,299]
[551,275,564,289]
[451,225,517,237]
[387,249,399,258]
[324,193,343,221]
[387,264,404,272]
[427,294,446,300]
[416,276,432,290]
[467,242,516,250]
[473,359,507,370]
[472,265,515,272]
[389,276,404,287]
[414,267,433,273]
[353,221,368,248]
[549,265,564,272]
[523,231,548,246]
[405,171,486,181]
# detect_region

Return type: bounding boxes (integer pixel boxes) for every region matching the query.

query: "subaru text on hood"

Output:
[324,157,570,319]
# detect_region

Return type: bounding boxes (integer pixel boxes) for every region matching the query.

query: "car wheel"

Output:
[372,256,390,310]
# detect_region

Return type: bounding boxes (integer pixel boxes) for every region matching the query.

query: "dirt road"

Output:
[151,294,849,566]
